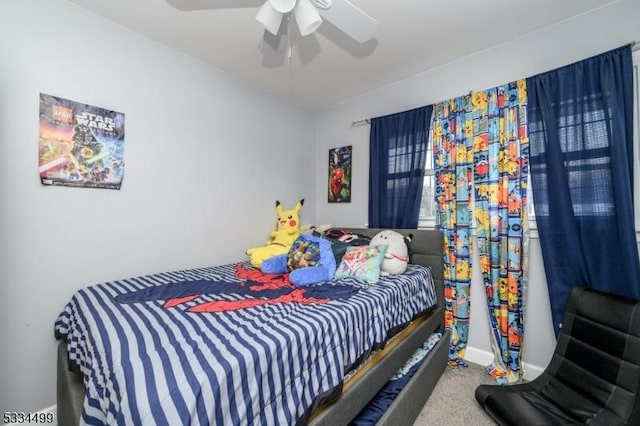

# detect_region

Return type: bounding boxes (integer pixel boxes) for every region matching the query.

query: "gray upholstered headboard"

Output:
[332,228,445,309]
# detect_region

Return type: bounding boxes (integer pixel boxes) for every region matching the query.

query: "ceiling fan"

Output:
[255,0,379,50]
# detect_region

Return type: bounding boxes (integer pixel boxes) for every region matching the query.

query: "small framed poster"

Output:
[38,93,125,190]
[328,145,351,203]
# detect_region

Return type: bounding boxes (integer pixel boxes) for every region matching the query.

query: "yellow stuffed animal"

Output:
[246,199,304,268]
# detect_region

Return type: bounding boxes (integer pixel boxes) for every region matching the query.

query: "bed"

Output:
[55,228,449,426]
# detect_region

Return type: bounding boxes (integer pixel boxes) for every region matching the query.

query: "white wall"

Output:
[0,0,316,415]
[315,0,640,373]
[3,0,639,417]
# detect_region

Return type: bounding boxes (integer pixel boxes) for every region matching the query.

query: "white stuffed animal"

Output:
[370,230,411,275]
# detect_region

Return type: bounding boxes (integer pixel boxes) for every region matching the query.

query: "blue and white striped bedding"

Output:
[54,262,436,426]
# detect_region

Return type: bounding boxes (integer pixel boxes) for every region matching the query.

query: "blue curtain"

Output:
[369,105,433,228]
[527,45,640,335]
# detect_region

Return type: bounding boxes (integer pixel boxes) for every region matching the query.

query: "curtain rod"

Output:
[352,42,639,128]
[351,118,371,127]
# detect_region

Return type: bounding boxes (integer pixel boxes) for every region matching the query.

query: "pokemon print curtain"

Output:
[472,82,529,384]
[432,81,529,382]
[432,95,474,367]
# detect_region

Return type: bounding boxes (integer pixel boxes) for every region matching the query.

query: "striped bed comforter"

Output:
[54,262,436,426]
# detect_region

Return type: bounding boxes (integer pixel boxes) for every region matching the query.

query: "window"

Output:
[419,48,640,232]
[418,144,436,228]
[528,99,615,218]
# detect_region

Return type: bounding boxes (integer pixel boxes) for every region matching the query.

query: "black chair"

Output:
[475,287,640,425]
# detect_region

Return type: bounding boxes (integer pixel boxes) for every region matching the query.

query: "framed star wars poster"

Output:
[38,93,125,190]
[328,145,351,203]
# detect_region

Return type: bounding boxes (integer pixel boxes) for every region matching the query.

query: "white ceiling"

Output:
[67,0,616,111]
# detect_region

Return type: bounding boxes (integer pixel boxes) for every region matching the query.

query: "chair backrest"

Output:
[540,287,640,425]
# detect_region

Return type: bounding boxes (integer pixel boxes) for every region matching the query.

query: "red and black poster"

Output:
[328,145,351,203]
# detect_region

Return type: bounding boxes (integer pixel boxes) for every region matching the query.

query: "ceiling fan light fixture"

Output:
[269,0,297,14]
[294,0,322,36]
[256,1,283,35]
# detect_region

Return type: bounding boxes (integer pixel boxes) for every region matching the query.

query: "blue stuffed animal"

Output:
[261,234,336,287]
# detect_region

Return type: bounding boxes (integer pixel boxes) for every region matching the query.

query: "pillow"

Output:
[287,236,322,270]
[334,245,388,283]
[261,234,336,287]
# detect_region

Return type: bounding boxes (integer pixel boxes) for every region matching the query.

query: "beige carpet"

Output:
[413,361,498,426]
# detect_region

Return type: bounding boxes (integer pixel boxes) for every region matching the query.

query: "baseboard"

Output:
[465,346,545,381]
[3,405,56,426]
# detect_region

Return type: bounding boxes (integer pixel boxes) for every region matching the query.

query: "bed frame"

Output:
[57,228,448,426]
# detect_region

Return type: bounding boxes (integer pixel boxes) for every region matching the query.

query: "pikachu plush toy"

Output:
[246,199,304,268]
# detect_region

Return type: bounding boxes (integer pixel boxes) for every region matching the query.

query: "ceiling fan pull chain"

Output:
[287,14,293,63]
[312,0,332,10]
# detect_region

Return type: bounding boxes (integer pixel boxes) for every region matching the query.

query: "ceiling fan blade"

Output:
[167,0,263,11]
[316,0,378,43]
[311,0,332,10]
